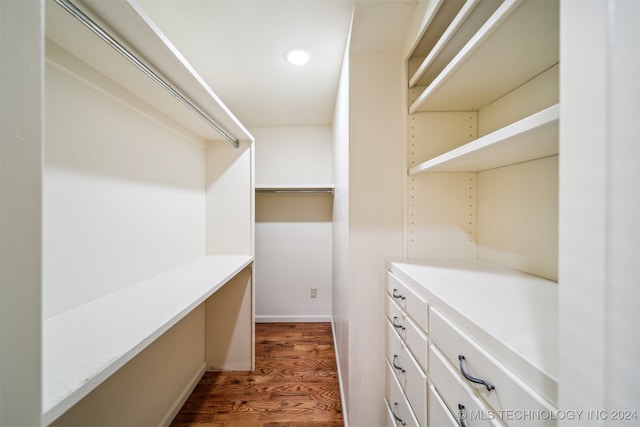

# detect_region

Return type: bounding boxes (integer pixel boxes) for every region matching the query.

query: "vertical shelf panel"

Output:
[407,112,477,258]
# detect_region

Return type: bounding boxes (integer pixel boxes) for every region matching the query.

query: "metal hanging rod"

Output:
[255,188,334,194]
[54,0,240,148]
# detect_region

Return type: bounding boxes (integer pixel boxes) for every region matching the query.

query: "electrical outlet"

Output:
[310,288,318,298]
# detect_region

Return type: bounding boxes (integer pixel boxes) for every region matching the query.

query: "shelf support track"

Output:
[54,0,240,148]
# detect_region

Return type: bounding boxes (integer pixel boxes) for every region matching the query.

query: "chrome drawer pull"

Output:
[392,355,406,373]
[393,402,407,426]
[457,404,468,427]
[392,316,406,331]
[458,355,495,391]
[392,288,406,300]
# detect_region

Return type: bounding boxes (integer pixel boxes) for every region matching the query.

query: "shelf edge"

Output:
[408,104,559,175]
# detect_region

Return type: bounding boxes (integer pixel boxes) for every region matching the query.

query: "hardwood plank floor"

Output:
[171,323,344,427]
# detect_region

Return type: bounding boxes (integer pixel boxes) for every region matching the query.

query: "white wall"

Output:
[0,1,43,425]
[558,0,640,418]
[253,127,333,186]
[252,127,333,322]
[44,50,207,318]
[333,51,405,427]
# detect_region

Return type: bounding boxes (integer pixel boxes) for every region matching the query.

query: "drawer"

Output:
[384,398,400,427]
[385,295,428,371]
[387,271,428,331]
[429,344,504,427]
[428,383,459,427]
[385,359,421,427]
[430,308,557,425]
[385,318,427,427]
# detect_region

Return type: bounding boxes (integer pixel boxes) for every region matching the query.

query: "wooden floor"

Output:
[170,323,344,427]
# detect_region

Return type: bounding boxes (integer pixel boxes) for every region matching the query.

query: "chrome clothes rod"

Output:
[255,188,334,194]
[54,0,240,148]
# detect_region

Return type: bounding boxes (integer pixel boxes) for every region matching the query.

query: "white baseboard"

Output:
[331,318,348,427]
[160,363,206,427]
[255,314,333,323]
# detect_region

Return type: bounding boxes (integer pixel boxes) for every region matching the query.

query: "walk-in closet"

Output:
[1,0,638,426]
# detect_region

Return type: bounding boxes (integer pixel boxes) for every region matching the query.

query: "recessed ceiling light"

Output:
[285,48,311,66]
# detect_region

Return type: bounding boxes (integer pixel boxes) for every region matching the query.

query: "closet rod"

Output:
[255,189,334,194]
[54,0,240,148]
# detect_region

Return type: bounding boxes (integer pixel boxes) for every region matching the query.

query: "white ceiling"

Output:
[136,0,417,128]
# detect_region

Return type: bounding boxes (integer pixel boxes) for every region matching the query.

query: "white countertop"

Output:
[386,257,557,403]
[43,255,253,424]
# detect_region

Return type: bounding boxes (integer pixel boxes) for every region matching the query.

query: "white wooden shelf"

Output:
[45,0,253,144]
[386,257,558,404]
[255,184,335,194]
[42,255,253,425]
[409,104,558,174]
[409,0,503,89]
[410,0,559,113]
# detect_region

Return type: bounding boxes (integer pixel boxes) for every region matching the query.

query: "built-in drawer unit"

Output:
[385,359,421,427]
[428,383,460,427]
[385,318,427,427]
[385,294,428,371]
[430,307,556,425]
[430,344,505,427]
[386,271,428,331]
[384,258,558,427]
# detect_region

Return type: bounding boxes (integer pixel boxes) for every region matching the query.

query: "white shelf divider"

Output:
[42,255,253,425]
[410,0,559,113]
[409,104,558,174]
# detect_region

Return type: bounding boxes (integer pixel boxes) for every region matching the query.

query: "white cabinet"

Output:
[385,261,557,426]
[385,0,560,425]
[384,275,428,427]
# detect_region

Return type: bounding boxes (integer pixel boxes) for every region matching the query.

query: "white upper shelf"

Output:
[42,255,253,425]
[410,0,559,113]
[409,0,503,89]
[409,104,558,174]
[45,0,253,144]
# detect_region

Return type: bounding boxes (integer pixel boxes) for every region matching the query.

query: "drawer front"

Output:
[430,308,557,425]
[385,295,428,371]
[385,360,421,427]
[387,271,428,331]
[385,319,427,427]
[384,398,400,427]
[428,383,459,427]
[429,344,504,427]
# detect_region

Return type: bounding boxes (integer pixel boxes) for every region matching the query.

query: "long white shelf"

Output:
[42,255,253,425]
[45,0,253,144]
[386,257,558,405]
[410,0,559,113]
[409,104,558,174]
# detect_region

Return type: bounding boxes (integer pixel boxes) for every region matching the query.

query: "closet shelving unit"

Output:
[46,0,251,145]
[409,0,559,113]
[386,0,560,424]
[408,103,558,173]
[43,0,255,424]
